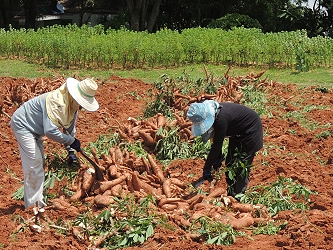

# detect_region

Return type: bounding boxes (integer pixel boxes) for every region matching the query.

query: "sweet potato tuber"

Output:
[171,214,191,228]
[94,194,114,208]
[188,194,205,210]
[170,178,186,189]
[157,113,167,128]
[162,179,172,198]
[175,202,190,213]
[144,120,158,130]
[132,171,158,195]
[147,154,166,184]
[161,203,178,211]
[109,164,117,178]
[207,187,225,198]
[110,184,123,197]
[114,146,123,164]
[229,214,254,229]
[158,197,182,208]
[51,198,79,215]
[90,148,100,164]
[81,168,95,192]
[138,131,155,147]
[70,167,95,202]
[118,128,128,140]
[231,203,255,213]
[99,175,127,193]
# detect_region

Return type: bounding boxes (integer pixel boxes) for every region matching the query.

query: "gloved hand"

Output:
[70,138,81,152]
[203,169,213,182]
[67,150,77,166]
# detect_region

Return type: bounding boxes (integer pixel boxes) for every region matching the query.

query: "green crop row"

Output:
[0,24,332,70]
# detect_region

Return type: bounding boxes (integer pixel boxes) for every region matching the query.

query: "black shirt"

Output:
[204,102,263,170]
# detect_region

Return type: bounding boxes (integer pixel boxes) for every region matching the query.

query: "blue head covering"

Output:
[186,100,219,142]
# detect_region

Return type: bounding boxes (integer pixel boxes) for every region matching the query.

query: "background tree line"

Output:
[0,0,332,38]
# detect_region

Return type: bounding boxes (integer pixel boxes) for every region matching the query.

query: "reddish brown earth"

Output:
[0,74,333,250]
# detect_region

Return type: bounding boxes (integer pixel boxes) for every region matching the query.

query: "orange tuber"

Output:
[147,154,166,184]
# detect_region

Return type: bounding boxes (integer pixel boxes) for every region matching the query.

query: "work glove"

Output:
[70,138,81,152]
[203,169,213,182]
[67,149,77,166]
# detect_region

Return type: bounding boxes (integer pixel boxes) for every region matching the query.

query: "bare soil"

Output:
[0,74,333,250]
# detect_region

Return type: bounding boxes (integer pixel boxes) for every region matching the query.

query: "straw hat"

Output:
[66,78,99,112]
[187,100,219,141]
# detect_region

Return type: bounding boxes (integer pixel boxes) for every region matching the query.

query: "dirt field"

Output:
[0,73,333,250]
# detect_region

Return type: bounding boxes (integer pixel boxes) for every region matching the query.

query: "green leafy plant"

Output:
[222,148,250,192]
[295,47,309,72]
[12,185,24,200]
[73,194,161,249]
[12,152,77,201]
[241,83,270,117]
[189,136,211,159]
[251,221,287,235]
[143,93,173,118]
[315,87,329,93]
[314,130,332,139]
[126,141,148,158]
[87,133,120,156]
[239,176,316,216]
[190,216,246,246]
[155,127,192,160]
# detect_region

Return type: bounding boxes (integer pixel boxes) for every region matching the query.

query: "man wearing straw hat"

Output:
[187,100,263,199]
[10,78,99,209]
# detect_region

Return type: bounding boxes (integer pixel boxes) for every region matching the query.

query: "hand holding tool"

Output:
[70,138,81,152]
[67,149,77,166]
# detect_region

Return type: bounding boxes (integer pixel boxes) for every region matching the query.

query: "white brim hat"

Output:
[187,100,219,137]
[66,77,99,112]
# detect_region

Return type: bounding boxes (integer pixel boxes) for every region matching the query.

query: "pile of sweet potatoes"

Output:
[66,142,271,230]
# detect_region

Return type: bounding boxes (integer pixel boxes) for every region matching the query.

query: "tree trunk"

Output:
[0,0,8,28]
[140,0,148,31]
[146,0,162,32]
[23,0,37,29]
[125,0,142,31]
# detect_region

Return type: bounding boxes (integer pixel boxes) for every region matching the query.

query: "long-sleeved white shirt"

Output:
[10,92,76,146]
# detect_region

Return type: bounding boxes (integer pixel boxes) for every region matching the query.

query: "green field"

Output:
[0,59,332,88]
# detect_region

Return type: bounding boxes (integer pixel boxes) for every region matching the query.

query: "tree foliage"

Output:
[207,13,262,30]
